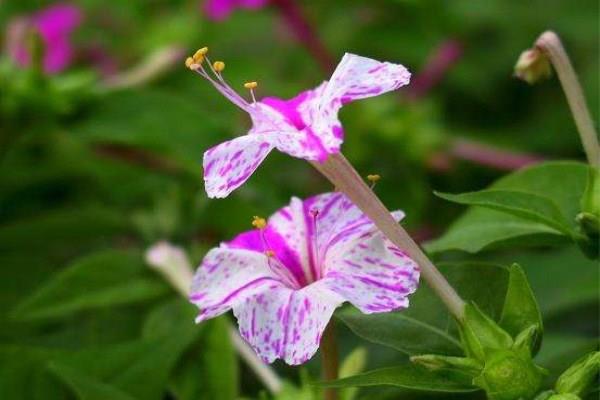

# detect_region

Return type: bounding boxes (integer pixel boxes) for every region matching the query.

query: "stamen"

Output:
[213,61,225,73]
[185,57,194,68]
[265,250,275,258]
[193,47,208,62]
[244,81,258,103]
[252,215,267,230]
[367,174,381,189]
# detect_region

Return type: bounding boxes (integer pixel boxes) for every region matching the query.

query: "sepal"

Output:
[555,351,600,397]
[513,324,542,357]
[458,302,513,361]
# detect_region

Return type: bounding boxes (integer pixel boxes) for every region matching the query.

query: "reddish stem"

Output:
[407,39,463,100]
[449,138,544,171]
[271,0,335,73]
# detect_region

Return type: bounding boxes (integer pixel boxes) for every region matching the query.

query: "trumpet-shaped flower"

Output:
[186,51,410,198]
[5,3,82,74]
[189,192,419,365]
[202,0,269,21]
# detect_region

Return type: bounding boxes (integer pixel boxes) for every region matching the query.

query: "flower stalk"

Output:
[534,31,600,167]
[321,321,340,400]
[312,153,466,319]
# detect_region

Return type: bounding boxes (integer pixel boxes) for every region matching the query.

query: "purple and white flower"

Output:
[189,192,419,365]
[192,52,410,198]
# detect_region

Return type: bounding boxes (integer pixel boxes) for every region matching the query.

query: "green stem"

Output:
[321,321,339,400]
[535,31,600,167]
[311,153,466,320]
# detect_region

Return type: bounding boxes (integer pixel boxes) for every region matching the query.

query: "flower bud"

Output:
[473,349,545,400]
[514,48,552,84]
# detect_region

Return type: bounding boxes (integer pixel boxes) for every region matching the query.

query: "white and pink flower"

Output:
[192,52,411,198]
[189,192,419,365]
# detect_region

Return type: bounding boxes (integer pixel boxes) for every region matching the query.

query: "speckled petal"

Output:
[258,83,331,162]
[203,134,274,198]
[322,233,419,314]
[232,281,344,365]
[313,53,412,153]
[190,247,285,322]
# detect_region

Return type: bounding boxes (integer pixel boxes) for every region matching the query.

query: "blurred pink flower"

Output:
[202,0,269,21]
[5,3,83,74]
[190,192,419,364]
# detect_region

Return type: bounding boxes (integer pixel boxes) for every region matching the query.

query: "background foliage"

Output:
[0,0,598,399]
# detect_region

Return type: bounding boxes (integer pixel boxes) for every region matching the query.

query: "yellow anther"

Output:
[252,216,267,230]
[185,57,194,68]
[193,47,208,62]
[265,250,275,258]
[367,174,381,183]
[213,61,225,72]
[244,81,258,90]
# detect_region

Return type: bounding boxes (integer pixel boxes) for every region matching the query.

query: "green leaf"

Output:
[0,207,130,254]
[499,264,543,353]
[73,88,226,172]
[0,346,68,400]
[435,189,574,236]
[48,363,136,400]
[13,250,169,320]
[166,309,238,400]
[500,246,598,316]
[51,300,200,400]
[337,262,508,356]
[318,364,478,393]
[427,161,590,254]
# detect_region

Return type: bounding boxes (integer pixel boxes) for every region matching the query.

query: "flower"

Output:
[186,50,410,198]
[202,0,269,21]
[5,3,83,74]
[189,192,419,364]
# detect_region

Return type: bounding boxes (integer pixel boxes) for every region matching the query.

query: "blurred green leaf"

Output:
[0,207,131,254]
[319,364,477,393]
[499,264,543,354]
[427,162,590,254]
[170,317,238,400]
[13,250,169,320]
[50,302,199,400]
[0,346,67,400]
[48,362,136,400]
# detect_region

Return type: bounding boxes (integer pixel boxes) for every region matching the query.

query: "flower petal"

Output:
[203,134,274,198]
[323,53,411,106]
[322,233,419,314]
[232,281,344,365]
[312,53,412,153]
[258,83,331,161]
[190,247,285,322]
